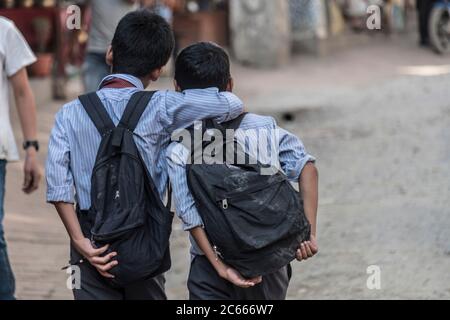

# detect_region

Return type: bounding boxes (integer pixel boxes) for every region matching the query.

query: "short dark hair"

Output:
[111,10,174,77]
[175,42,231,91]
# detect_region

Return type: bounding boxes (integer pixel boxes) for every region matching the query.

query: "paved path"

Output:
[4,33,450,299]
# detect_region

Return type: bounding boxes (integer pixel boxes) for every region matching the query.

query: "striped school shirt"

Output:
[46,73,244,209]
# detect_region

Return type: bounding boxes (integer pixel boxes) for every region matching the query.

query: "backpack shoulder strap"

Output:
[78,92,115,135]
[119,91,157,132]
[203,112,248,133]
[223,112,248,131]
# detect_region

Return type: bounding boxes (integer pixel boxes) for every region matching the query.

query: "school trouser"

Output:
[70,209,167,300]
[188,255,292,300]
[70,249,167,300]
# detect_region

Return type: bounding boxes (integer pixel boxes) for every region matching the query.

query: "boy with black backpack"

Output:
[167,42,319,300]
[46,11,244,300]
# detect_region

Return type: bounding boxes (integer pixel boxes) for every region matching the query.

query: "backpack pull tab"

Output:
[112,127,125,147]
[222,199,229,210]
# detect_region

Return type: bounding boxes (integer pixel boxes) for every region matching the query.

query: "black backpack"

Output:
[78,91,174,287]
[184,114,311,278]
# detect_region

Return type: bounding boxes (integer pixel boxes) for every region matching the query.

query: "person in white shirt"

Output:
[0,16,41,300]
[77,0,139,92]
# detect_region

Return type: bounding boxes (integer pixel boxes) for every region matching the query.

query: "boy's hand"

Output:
[296,235,319,262]
[22,148,41,194]
[73,238,118,278]
[219,265,262,288]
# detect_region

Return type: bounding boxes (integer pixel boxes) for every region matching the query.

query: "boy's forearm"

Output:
[53,202,85,242]
[190,227,228,277]
[10,69,38,141]
[299,162,319,236]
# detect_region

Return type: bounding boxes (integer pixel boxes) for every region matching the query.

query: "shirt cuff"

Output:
[46,186,75,204]
[180,209,204,231]
[286,155,316,182]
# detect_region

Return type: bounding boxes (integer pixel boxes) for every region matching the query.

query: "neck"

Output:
[140,75,151,89]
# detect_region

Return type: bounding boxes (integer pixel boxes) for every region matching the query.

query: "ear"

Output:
[106,45,113,67]
[150,68,163,81]
[173,79,182,92]
[226,77,234,92]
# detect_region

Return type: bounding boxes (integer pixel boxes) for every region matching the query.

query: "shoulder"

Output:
[238,113,277,129]
[0,17,16,45]
[0,17,22,40]
[0,17,15,30]
[55,98,85,122]
[146,90,167,107]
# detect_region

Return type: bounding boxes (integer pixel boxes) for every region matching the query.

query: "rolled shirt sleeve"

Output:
[46,108,75,204]
[4,21,36,77]
[166,143,204,231]
[277,123,316,182]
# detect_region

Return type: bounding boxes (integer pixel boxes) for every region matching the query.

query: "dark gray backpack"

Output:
[185,114,311,278]
[78,91,173,286]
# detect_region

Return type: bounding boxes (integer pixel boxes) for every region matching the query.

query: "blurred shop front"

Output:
[173,0,415,67]
[0,0,416,98]
[172,0,229,50]
[0,0,86,99]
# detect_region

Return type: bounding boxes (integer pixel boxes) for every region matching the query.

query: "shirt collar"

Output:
[98,74,145,91]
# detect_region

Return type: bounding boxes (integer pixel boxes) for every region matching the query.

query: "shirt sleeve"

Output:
[46,108,75,204]
[276,120,316,181]
[160,88,244,133]
[166,143,204,231]
[4,22,36,77]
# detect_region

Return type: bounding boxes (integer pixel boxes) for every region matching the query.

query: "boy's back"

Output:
[167,112,315,300]
[46,74,243,209]
[167,112,315,256]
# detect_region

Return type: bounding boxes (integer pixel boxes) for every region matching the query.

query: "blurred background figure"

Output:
[76,0,139,92]
[417,0,438,46]
[142,0,179,23]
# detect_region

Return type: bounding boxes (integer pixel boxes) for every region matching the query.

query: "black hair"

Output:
[175,42,231,91]
[111,10,174,77]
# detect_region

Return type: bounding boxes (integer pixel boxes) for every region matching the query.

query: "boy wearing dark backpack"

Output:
[166,42,319,300]
[46,12,244,300]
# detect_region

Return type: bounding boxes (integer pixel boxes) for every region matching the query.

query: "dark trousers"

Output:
[71,209,167,300]
[417,0,438,44]
[188,255,291,300]
[70,245,167,300]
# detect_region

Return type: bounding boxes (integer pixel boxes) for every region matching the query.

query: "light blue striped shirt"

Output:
[46,74,244,209]
[166,113,316,256]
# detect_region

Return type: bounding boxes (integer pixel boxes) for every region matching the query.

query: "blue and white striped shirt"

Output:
[166,113,316,256]
[46,74,244,209]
